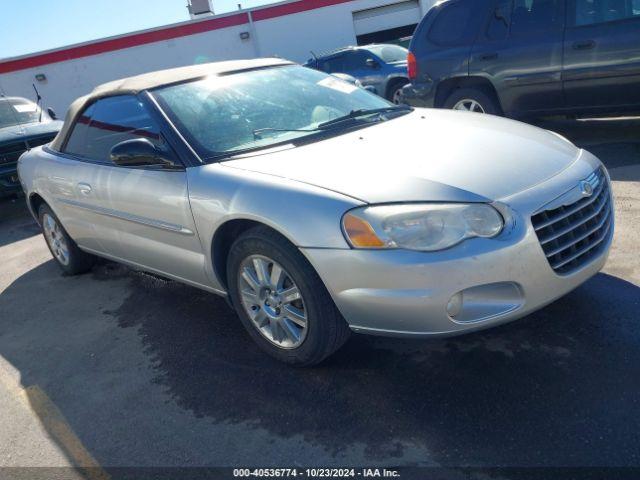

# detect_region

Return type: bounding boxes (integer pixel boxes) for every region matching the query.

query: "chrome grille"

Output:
[27,134,57,149]
[0,141,27,166]
[532,168,613,275]
[0,133,56,166]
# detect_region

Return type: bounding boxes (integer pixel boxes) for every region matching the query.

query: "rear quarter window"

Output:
[573,0,640,25]
[428,1,477,46]
[63,103,96,157]
[320,55,346,73]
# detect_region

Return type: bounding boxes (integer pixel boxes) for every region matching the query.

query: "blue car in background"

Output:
[305,44,410,104]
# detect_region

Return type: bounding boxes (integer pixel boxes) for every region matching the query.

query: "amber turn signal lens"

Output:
[343,213,385,248]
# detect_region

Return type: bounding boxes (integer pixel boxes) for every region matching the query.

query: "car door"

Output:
[343,50,386,93]
[65,95,209,287]
[470,0,566,116]
[563,0,640,111]
[55,102,112,253]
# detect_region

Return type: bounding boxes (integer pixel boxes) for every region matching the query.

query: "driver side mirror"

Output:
[365,58,381,69]
[110,138,178,168]
[47,107,57,120]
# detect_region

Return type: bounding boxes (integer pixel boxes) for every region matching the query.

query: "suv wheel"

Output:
[444,88,501,115]
[227,226,351,366]
[39,203,95,275]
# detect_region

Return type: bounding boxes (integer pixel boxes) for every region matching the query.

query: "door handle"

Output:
[573,40,596,50]
[77,183,92,195]
[480,53,498,61]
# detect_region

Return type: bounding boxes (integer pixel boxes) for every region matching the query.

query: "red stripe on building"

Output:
[251,0,355,21]
[0,13,249,74]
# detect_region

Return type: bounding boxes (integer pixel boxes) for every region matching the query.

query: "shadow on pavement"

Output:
[1,259,639,466]
[0,197,39,247]
[535,117,640,182]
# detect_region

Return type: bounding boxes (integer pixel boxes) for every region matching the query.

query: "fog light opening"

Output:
[447,292,463,318]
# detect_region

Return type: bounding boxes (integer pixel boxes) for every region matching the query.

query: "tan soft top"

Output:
[50,58,293,151]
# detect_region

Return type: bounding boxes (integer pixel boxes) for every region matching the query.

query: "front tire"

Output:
[39,204,95,275]
[227,226,350,366]
[444,87,501,115]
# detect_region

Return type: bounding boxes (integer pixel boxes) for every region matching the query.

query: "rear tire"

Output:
[227,226,351,366]
[387,79,409,104]
[444,87,501,115]
[39,204,95,275]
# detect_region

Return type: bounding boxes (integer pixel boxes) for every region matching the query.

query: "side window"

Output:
[511,0,562,34]
[66,96,163,162]
[574,0,640,26]
[428,2,476,46]
[487,0,513,40]
[342,51,368,71]
[321,55,346,73]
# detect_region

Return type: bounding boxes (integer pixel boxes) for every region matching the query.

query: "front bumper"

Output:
[302,151,613,337]
[0,164,21,197]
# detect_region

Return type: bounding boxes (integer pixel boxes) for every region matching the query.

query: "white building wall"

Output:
[352,1,422,36]
[253,7,358,61]
[0,0,437,115]
[0,25,254,115]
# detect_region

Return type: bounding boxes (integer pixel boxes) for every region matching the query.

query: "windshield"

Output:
[367,45,408,63]
[0,98,42,129]
[152,65,399,161]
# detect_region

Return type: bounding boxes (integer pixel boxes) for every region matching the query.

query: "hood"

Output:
[222,110,580,204]
[0,120,63,144]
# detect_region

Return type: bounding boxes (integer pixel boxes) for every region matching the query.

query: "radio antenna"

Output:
[32,84,43,122]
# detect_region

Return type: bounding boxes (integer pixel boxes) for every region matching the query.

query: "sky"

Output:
[0,0,277,60]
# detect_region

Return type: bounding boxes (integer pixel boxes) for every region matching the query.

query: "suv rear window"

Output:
[574,0,640,25]
[428,2,476,46]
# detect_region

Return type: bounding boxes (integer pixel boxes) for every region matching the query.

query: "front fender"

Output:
[187,163,363,289]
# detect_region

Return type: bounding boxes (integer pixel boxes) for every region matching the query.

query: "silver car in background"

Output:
[18,59,614,366]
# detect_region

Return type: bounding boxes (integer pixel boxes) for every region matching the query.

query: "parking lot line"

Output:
[0,359,110,480]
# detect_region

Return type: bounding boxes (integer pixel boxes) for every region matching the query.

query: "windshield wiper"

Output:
[204,106,412,163]
[252,127,317,140]
[252,106,412,139]
[317,105,411,130]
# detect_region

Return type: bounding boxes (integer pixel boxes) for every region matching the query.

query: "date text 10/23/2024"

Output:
[233,468,401,478]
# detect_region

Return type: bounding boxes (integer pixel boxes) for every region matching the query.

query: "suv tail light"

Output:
[407,52,417,81]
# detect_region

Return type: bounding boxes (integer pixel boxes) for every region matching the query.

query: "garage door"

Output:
[353,0,422,40]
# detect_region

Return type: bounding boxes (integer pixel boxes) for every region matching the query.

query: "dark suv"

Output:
[1,97,61,198]
[401,0,640,118]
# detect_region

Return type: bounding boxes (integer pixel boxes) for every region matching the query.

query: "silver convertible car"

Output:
[18,59,614,365]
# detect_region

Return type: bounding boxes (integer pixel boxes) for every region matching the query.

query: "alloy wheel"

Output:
[42,213,70,266]
[453,99,486,113]
[392,87,404,105]
[238,255,308,349]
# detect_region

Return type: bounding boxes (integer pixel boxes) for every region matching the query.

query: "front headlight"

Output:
[342,203,504,251]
